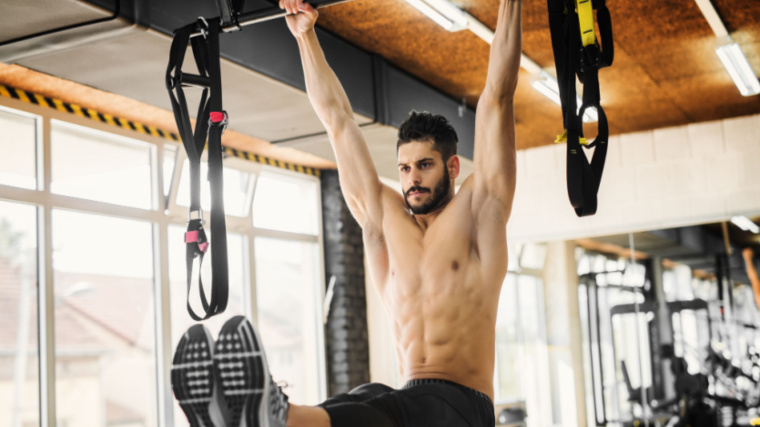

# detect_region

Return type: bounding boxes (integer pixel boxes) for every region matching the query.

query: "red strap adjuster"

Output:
[210,111,226,123]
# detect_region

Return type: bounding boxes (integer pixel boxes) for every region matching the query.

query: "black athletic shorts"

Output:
[318,379,495,427]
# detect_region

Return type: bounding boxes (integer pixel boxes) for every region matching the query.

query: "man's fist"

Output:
[281,1,319,36]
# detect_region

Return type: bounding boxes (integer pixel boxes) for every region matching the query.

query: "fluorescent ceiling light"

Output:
[405,0,468,32]
[731,216,760,234]
[532,73,598,123]
[531,77,562,106]
[467,16,494,44]
[425,0,469,28]
[716,42,760,96]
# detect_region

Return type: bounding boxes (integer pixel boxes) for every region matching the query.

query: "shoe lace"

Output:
[269,378,290,422]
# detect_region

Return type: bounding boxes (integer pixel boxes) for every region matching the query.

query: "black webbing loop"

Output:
[547,0,614,217]
[166,18,229,321]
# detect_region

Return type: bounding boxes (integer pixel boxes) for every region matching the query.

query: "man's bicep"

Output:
[329,120,386,227]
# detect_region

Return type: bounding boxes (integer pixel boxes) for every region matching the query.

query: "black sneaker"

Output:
[171,324,225,427]
[214,315,289,427]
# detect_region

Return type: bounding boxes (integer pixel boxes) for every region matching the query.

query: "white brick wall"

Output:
[508,114,760,242]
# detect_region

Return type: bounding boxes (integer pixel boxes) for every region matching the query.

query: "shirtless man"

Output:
[173,0,521,426]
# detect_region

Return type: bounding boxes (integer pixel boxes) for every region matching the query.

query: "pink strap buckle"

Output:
[185,230,199,243]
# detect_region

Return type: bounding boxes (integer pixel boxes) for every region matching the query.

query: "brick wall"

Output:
[508,113,760,242]
[320,170,371,396]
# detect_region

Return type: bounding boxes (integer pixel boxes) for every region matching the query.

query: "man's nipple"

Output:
[452,260,459,271]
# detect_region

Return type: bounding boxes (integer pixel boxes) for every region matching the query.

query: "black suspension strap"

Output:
[547,0,614,216]
[166,18,229,321]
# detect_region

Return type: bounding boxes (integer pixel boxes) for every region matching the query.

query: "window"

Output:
[253,172,319,235]
[176,160,253,217]
[0,100,326,427]
[163,144,179,202]
[493,243,552,425]
[0,107,37,189]
[51,121,155,209]
[0,201,39,427]
[254,238,323,405]
[52,210,156,427]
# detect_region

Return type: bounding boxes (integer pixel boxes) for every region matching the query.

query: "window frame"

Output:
[0,95,328,427]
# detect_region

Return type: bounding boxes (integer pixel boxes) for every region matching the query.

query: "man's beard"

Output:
[404,167,451,215]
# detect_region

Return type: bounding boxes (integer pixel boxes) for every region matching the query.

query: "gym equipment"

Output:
[546,0,614,216]
[165,0,353,320]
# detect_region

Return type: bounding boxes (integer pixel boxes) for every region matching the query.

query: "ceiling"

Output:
[317,0,760,149]
[0,0,758,168]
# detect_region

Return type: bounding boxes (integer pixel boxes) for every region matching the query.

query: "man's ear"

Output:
[448,155,460,180]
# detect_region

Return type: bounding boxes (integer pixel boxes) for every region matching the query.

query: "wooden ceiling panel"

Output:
[608,1,713,54]
[659,72,760,122]
[318,0,491,100]
[317,0,760,150]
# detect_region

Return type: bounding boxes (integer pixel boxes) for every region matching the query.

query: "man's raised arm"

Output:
[284,1,383,227]
[472,0,521,220]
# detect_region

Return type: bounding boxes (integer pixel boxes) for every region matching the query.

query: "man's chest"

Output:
[384,202,476,280]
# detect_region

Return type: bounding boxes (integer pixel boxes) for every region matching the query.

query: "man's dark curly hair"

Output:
[397,111,458,163]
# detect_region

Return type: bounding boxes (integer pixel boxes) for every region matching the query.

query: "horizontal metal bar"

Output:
[190,0,356,38]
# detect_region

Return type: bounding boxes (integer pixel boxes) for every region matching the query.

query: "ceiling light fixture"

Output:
[532,73,598,123]
[730,216,760,234]
[693,1,760,97]
[716,42,760,97]
[404,0,468,32]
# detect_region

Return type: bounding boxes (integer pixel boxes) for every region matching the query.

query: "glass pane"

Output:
[176,160,251,217]
[520,243,546,270]
[52,210,156,427]
[169,226,248,427]
[51,121,154,209]
[517,276,552,426]
[254,238,323,405]
[163,144,179,200]
[0,201,39,427]
[253,172,319,235]
[0,108,37,189]
[495,274,520,401]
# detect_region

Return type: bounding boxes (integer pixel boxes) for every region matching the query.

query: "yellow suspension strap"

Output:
[547,0,614,217]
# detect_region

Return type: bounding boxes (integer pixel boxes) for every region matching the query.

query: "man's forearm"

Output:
[295,30,354,129]
[484,0,522,99]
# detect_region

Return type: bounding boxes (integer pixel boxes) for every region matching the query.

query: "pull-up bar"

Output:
[190,0,354,38]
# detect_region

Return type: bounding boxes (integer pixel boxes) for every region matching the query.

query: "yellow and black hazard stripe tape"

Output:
[223,147,320,177]
[0,84,320,177]
[0,84,180,141]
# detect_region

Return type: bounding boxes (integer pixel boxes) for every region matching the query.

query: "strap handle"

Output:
[547,0,613,217]
[166,18,229,321]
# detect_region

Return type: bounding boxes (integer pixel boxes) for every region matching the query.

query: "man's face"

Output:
[397,140,451,215]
